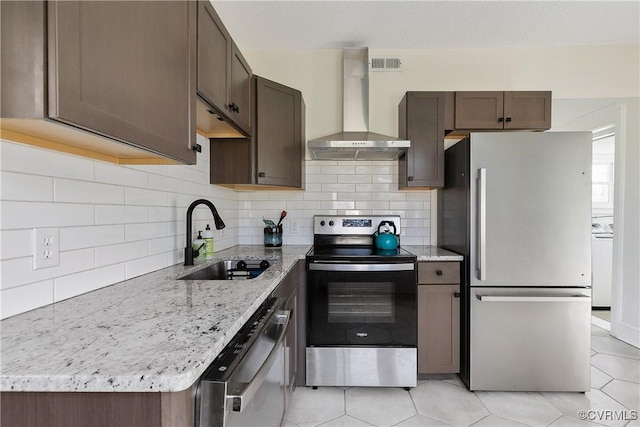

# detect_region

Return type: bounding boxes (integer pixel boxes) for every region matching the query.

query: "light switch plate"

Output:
[33,227,60,270]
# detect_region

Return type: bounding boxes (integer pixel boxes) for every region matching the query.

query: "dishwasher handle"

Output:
[477,295,590,303]
[228,309,291,412]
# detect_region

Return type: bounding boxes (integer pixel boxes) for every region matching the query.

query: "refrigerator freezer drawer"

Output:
[470,287,591,392]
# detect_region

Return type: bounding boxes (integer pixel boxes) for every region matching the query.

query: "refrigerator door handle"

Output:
[477,295,591,303]
[477,168,487,281]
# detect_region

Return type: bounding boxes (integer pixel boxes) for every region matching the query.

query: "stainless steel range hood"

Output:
[308,48,410,161]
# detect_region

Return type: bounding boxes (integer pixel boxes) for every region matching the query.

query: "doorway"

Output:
[591,124,615,330]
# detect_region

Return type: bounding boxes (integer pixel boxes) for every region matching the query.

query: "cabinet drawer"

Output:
[418,262,459,284]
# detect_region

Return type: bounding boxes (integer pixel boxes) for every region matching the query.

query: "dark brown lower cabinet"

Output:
[417,262,461,374]
[0,387,194,427]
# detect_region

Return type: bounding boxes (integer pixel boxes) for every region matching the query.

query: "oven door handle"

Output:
[226,309,290,412]
[308,262,415,272]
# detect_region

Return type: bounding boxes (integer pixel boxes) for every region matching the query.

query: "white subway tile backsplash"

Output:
[355,164,393,175]
[355,200,390,210]
[1,248,94,290]
[149,236,182,256]
[286,200,322,210]
[149,206,180,222]
[1,144,432,317]
[321,183,356,193]
[307,174,338,184]
[149,174,185,193]
[321,165,355,175]
[1,140,94,180]
[390,201,427,211]
[338,174,372,184]
[54,264,125,302]
[303,192,336,201]
[125,222,169,242]
[321,201,355,210]
[95,205,148,225]
[269,191,304,201]
[0,229,32,260]
[371,174,394,184]
[1,201,95,229]
[95,241,148,267]
[338,192,371,201]
[1,280,54,319]
[125,253,167,279]
[125,187,169,206]
[60,225,125,251]
[55,178,124,204]
[353,183,390,192]
[1,171,53,202]
[95,162,149,188]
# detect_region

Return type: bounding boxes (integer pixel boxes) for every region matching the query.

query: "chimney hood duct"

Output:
[308,48,410,161]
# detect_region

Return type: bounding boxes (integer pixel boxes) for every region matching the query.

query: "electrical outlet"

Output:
[33,227,60,270]
[218,229,224,238]
[290,220,299,234]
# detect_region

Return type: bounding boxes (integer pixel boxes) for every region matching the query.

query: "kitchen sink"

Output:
[178,259,271,281]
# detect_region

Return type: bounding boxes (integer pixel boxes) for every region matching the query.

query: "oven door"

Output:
[306,261,417,347]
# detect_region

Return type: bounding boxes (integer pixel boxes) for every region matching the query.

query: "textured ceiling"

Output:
[212,1,640,50]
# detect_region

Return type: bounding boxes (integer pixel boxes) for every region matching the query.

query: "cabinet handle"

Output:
[498,117,504,123]
[228,102,240,113]
[436,270,443,276]
[454,292,461,298]
[192,144,202,153]
[505,117,512,122]
[408,176,414,182]
[258,172,266,177]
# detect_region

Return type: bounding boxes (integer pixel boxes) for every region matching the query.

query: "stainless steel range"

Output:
[305,215,417,388]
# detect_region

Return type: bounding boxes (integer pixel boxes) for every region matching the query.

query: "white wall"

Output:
[1,43,638,319]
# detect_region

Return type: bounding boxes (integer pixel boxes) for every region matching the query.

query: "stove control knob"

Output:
[236,260,247,270]
[259,260,270,270]
[329,220,334,226]
[320,220,325,226]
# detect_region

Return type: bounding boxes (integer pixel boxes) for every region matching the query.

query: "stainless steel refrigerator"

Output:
[438,132,592,392]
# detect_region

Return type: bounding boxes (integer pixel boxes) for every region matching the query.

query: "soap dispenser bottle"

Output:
[203,224,214,258]
[192,231,206,260]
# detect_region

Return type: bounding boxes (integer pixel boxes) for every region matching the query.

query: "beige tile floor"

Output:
[285,325,639,427]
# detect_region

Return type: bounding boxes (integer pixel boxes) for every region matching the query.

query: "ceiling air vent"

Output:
[370,57,402,72]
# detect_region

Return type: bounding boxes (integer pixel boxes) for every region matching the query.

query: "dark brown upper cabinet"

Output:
[1,1,197,165]
[210,76,305,190]
[398,92,448,189]
[196,1,251,138]
[454,91,551,130]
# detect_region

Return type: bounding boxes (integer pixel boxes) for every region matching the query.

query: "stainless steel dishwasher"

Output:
[196,297,291,427]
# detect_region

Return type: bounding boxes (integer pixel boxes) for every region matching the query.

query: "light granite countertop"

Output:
[1,244,460,393]
[1,245,310,393]
[403,245,463,261]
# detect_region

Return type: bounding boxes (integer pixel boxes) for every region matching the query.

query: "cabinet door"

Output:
[197,0,230,113]
[504,91,551,130]
[454,91,504,130]
[417,284,460,374]
[398,92,446,189]
[255,76,303,188]
[229,42,252,135]
[48,1,196,164]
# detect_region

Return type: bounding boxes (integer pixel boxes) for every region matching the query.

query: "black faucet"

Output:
[184,199,226,266]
